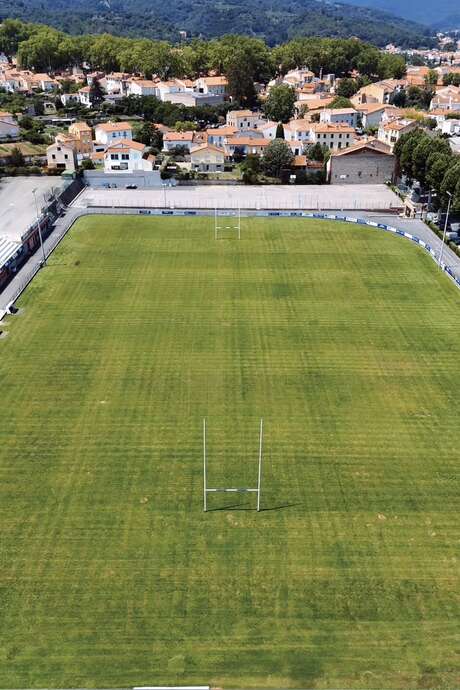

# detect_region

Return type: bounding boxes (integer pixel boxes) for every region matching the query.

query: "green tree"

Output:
[262,138,293,178]
[440,162,460,206]
[336,78,358,98]
[226,50,257,105]
[275,122,285,139]
[89,34,126,72]
[10,146,25,167]
[89,78,105,107]
[81,159,95,170]
[377,53,406,79]
[424,69,438,86]
[175,120,197,132]
[240,153,261,184]
[394,128,425,179]
[426,153,451,193]
[0,18,31,56]
[412,136,433,186]
[263,84,296,123]
[305,141,326,162]
[330,96,354,109]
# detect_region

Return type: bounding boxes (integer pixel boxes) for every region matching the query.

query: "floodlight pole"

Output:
[32,188,46,266]
[438,191,452,270]
[257,417,263,512]
[238,206,241,240]
[203,417,207,512]
[214,207,217,240]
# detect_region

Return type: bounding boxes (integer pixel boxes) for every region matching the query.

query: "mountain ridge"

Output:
[0,0,435,47]
[339,0,459,29]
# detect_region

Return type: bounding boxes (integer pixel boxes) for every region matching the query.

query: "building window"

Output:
[121,154,129,160]
[110,154,119,160]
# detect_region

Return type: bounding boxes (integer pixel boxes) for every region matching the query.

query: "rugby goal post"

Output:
[214,207,241,240]
[203,418,263,512]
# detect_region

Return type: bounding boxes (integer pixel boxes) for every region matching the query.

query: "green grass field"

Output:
[0,215,459,689]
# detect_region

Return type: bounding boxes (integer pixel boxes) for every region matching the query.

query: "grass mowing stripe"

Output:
[0,216,458,689]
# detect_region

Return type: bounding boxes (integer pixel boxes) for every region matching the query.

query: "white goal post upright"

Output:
[214,207,241,240]
[203,418,263,511]
[203,417,207,512]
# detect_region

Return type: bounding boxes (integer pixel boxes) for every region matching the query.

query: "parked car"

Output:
[126,184,138,189]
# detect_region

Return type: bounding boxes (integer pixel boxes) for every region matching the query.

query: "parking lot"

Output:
[0,176,64,242]
[73,183,402,212]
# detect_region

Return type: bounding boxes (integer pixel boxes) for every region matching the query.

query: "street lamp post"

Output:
[32,188,46,266]
[438,191,452,269]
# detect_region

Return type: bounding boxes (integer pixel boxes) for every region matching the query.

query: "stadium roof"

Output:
[0,236,21,269]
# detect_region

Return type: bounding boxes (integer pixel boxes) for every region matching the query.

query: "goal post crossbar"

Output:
[206,488,259,493]
[214,207,241,240]
[203,417,263,511]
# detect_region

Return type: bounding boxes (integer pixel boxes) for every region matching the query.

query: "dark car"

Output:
[126,184,138,189]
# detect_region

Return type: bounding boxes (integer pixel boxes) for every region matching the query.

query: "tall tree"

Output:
[226,50,257,106]
[264,85,296,123]
[262,139,293,178]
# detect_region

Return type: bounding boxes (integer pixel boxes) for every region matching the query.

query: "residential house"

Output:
[78,86,92,108]
[327,138,395,184]
[194,76,228,96]
[156,80,187,102]
[430,85,460,112]
[224,137,270,158]
[257,121,279,140]
[226,110,265,130]
[60,93,80,108]
[353,79,404,105]
[94,121,133,146]
[441,118,460,135]
[104,140,154,173]
[377,118,417,150]
[430,108,451,126]
[190,143,225,172]
[294,97,335,118]
[295,81,327,102]
[292,156,324,173]
[282,67,315,89]
[86,71,105,87]
[163,131,196,152]
[127,79,159,97]
[206,126,238,147]
[68,121,93,155]
[309,123,357,151]
[0,112,19,141]
[32,73,59,92]
[319,108,359,128]
[105,73,130,95]
[0,69,28,93]
[46,141,77,171]
[355,103,402,129]
[405,65,433,87]
[283,119,314,154]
